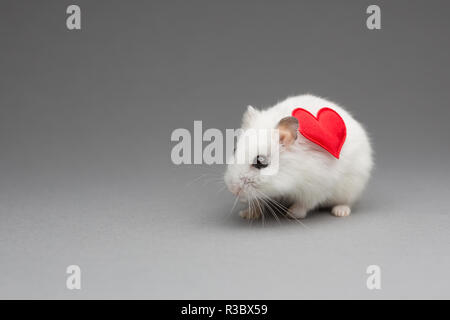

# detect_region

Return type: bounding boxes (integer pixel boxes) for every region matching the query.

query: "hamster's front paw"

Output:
[239,208,261,220]
[331,205,351,217]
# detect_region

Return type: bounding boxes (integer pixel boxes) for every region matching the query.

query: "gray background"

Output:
[0,0,449,299]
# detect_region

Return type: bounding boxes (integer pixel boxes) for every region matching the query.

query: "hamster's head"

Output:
[224,106,300,201]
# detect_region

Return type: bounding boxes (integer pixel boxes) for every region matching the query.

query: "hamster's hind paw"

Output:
[331,205,351,217]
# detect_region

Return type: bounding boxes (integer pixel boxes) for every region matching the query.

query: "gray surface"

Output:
[0,0,449,299]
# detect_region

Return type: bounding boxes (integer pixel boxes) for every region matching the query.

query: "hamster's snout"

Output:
[226,175,254,197]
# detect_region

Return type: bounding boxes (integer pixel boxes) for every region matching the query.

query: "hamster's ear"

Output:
[276,116,298,147]
[242,105,258,128]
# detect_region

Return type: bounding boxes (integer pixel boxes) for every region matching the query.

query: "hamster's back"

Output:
[263,94,374,204]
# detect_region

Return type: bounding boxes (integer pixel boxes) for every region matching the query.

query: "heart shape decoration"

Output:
[292,107,347,159]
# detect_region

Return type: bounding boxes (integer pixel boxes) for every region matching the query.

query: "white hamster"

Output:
[224,94,373,219]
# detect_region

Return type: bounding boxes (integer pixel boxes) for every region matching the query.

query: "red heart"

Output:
[291,107,347,159]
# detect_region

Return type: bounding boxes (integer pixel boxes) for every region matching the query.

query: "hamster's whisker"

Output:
[260,194,290,215]
[282,210,311,230]
[252,189,287,213]
[202,176,226,187]
[253,189,310,229]
[250,189,265,227]
[265,199,283,225]
[248,197,256,226]
[250,194,262,226]
[256,194,266,227]
[229,193,240,214]
[257,195,282,225]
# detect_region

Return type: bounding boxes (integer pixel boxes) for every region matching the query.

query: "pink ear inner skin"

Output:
[291,107,347,159]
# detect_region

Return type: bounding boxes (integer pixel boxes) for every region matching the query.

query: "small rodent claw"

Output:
[331,205,351,217]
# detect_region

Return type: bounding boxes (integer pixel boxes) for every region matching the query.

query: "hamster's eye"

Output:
[252,155,269,169]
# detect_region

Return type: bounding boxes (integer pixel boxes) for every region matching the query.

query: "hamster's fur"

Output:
[224,94,373,219]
